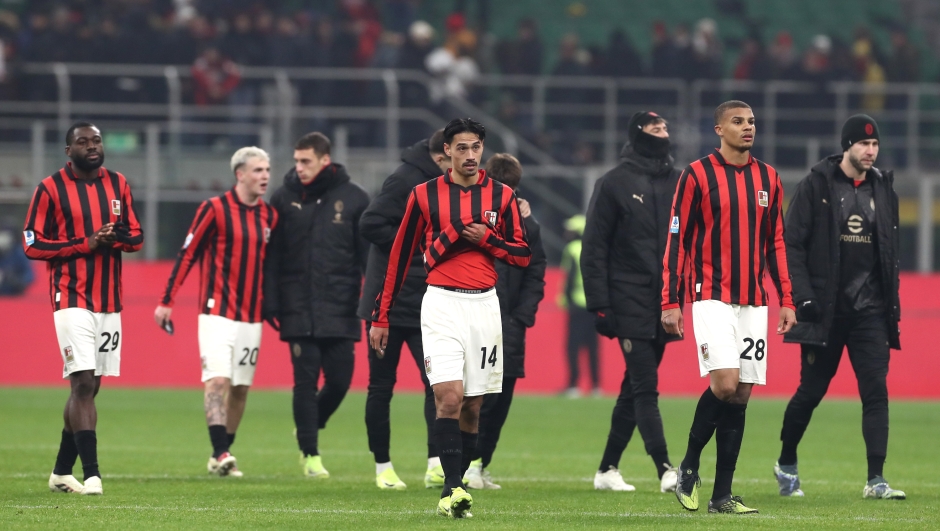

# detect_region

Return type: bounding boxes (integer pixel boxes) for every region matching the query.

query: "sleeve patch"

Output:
[670,216,680,234]
[24,230,35,246]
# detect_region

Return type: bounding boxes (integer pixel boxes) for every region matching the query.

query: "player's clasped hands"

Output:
[461,223,488,244]
[89,223,116,250]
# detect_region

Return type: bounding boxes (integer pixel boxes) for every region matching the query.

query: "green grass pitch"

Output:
[0,388,937,530]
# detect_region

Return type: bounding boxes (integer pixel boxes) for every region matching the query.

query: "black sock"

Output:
[227,432,236,448]
[374,450,391,464]
[649,448,672,479]
[867,455,885,481]
[778,441,798,466]
[680,387,727,473]
[208,425,229,458]
[460,431,478,477]
[713,403,747,500]
[434,418,462,497]
[73,430,99,481]
[427,444,437,460]
[53,430,79,476]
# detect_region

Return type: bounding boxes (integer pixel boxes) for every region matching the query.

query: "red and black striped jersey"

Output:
[372,169,530,327]
[23,164,143,313]
[662,150,794,310]
[161,188,278,323]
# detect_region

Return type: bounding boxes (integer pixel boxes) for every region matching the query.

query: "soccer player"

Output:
[662,101,796,514]
[155,147,277,477]
[24,122,143,495]
[357,130,451,490]
[775,115,905,499]
[263,132,370,478]
[463,153,546,490]
[581,111,681,493]
[370,118,531,518]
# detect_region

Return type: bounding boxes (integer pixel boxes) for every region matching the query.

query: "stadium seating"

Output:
[416,0,905,74]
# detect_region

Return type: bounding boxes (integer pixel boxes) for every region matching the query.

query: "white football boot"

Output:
[48,473,83,493]
[660,464,679,493]
[81,476,103,495]
[594,466,636,491]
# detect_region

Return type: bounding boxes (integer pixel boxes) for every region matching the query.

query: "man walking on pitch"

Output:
[774,115,905,500]
[370,118,531,518]
[358,130,451,490]
[464,153,547,490]
[263,132,370,478]
[582,111,681,493]
[155,147,278,477]
[25,122,143,495]
[662,101,796,514]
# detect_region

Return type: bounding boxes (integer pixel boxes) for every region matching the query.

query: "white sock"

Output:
[427,457,441,469]
[376,462,393,475]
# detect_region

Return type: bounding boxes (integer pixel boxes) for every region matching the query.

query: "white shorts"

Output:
[198,314,263,386]
[53,308,122,379]
[691,300,768,385]
[420,286,503,396]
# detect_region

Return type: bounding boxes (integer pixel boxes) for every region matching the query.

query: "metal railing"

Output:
[4,63,940,268]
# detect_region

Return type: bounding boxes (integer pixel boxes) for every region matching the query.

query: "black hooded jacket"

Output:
[581,142,682,341]
[357,139,443,328]
[496,214,547,377]
[783,154,901,349]
[263,163,370,340]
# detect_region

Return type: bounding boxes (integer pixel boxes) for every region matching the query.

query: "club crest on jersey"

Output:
[484,210,498,227]
[700,343,709,360]
[263,227,271,243]
[23,230,35,246]
[758,190,769,207]
[670,216,680,234]
[111,199,121,216]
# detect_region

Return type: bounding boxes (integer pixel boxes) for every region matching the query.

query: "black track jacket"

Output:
[783,154,900,349]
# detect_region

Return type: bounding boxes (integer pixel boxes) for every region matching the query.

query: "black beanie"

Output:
[841,114,880,151]
[628,111,664,144]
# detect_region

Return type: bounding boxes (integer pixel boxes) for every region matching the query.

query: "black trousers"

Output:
[780,313,890,461]
[603,338,669,465]
[566,307,599,388]
[364,324,436,463]
[476,376,518,468]
[290,337,355,456]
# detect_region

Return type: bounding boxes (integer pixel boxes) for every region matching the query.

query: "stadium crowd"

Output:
[0,1,926,100]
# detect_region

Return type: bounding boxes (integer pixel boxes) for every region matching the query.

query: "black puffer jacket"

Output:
[356,139,443,328]
[263,164,370,340]
[581,143,682,341]
[497,214,547,378]
[783,155,901,349]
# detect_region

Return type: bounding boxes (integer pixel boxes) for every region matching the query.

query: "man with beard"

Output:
[370,118,531,518]
[581,111,681,494]
[358,129,451,490]
[24,122,143,495]
[774,115,905,500]
[155,147,278,478]
[263,132,370,478]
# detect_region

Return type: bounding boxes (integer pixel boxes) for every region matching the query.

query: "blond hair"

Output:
[230,146,269,174]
